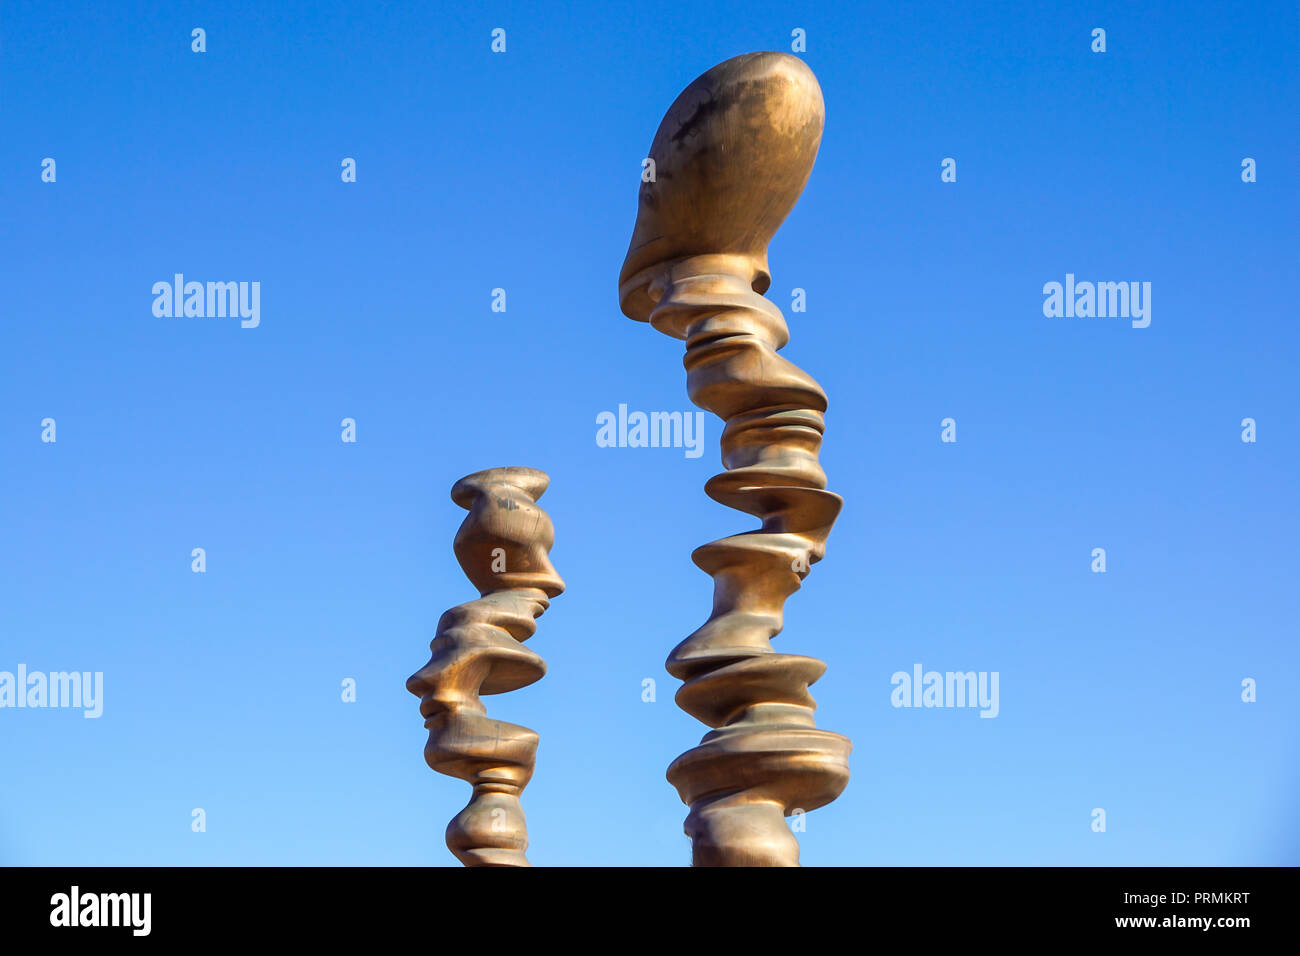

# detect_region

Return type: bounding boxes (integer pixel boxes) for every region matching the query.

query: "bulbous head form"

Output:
[618,51,825,323]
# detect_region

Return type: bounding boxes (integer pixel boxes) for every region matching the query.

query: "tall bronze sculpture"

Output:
[406,467,564,867]
[619,52,851,866]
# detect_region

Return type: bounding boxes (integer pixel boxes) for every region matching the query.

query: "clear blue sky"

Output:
[1,0,1296,866]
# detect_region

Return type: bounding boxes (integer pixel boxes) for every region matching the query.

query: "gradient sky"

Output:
[1,0,1296,866]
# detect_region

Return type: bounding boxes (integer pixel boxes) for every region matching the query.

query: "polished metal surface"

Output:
[620,52,851,866]
[406,467,564,867]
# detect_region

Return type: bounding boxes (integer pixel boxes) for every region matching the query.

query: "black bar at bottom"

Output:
[0,866,1282,941]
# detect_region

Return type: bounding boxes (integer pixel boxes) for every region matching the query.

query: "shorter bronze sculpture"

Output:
[406,467,564,867]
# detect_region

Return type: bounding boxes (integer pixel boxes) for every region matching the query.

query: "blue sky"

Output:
[1,0,1296,866]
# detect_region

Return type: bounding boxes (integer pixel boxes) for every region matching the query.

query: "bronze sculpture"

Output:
[411,52,846,868]
[619,52,851,866]
[406,467,564,866]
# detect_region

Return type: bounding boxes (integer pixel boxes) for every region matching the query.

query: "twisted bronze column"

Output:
[405,466,564,866]
[619,52,850,866]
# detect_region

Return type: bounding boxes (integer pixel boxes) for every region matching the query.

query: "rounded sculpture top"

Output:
[618,51,825,323]
[450,467,565,599]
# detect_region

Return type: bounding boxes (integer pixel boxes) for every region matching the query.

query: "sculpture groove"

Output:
[619,52,851,866]
[405,467,564,867]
